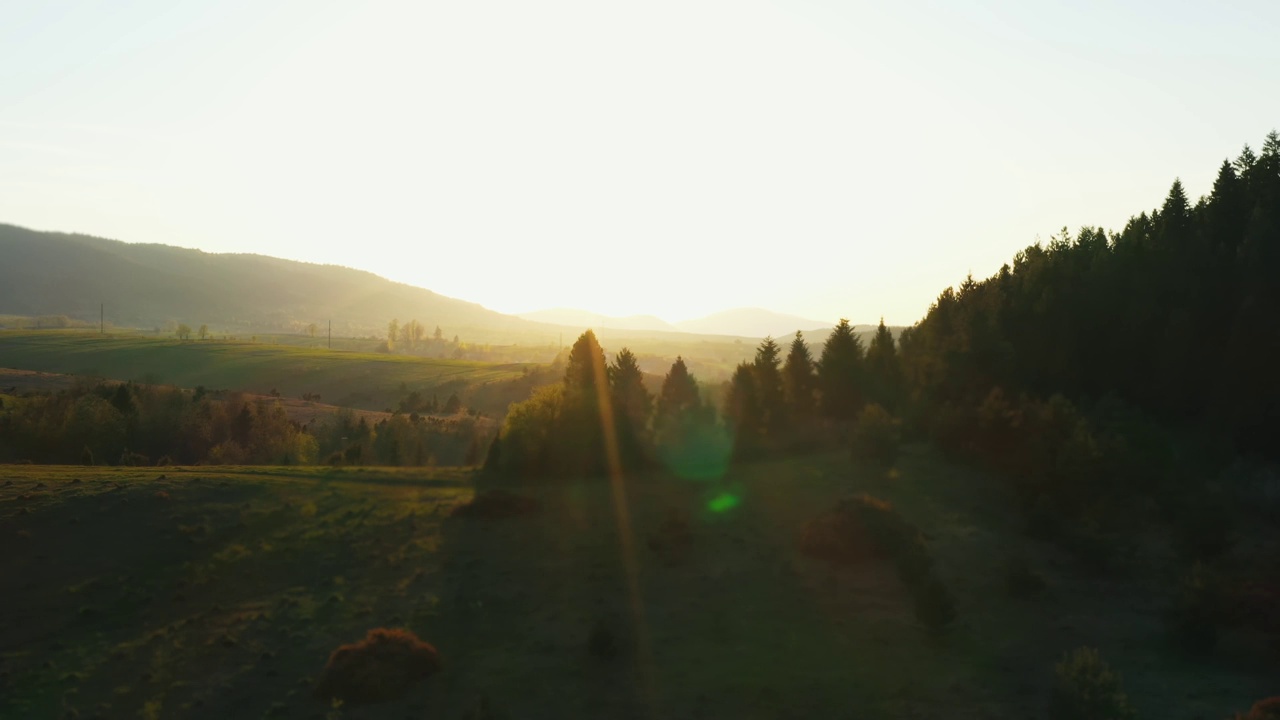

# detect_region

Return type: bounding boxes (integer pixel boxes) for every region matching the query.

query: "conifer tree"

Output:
[655,356,701,428]
[865,318,901,409]
[609,348,652,438]
[817,319,865,420]
[782,331,816,417]
[753,336,786,435]
[724,362,762,457]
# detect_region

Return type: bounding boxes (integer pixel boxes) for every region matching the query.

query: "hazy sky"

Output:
[3,1,1278,325]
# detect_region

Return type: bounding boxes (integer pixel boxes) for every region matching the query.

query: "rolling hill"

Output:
[0,223,536,337]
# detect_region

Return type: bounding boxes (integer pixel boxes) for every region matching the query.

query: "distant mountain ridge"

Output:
[674,307,832,338]
[0,223,862,345]
[0,223,532,336]
[516,308,680,333]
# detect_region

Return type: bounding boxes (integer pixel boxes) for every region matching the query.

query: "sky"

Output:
[3,0,1279,326]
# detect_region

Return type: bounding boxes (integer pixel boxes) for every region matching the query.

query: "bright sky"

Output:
[3,1,1278,325]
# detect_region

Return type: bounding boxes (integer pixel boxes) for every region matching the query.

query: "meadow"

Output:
[2,448,1272,719]
[0,331,533,414]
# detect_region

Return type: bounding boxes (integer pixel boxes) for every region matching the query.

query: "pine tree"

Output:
[865,318,901,409]
[655,356,701,428]
[782,331,817,417]
[817,318,865,420]
[1208,160,1248,255]
[1155,178,1192,251]
[564,330,608,396]
[609,348,652,437]
[753,336,786,436]
[724,362,762,458]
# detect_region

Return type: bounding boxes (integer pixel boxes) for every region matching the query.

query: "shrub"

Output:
[1164,562,1220,656]
[1048,647,1135,720]
[450,490,541,520]
[1005,556,1047,599]
[119,450,150,467]
[912,575,956,633]
[799,494,930,569]
[1235,697,1280,720]
[314,628,440,705]
[851,403,900,468]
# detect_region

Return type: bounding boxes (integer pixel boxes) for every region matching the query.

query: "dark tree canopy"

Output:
[817,319,865,421]
[897,130,1280,456]
[782,331,817,417]
[655,356,701,427]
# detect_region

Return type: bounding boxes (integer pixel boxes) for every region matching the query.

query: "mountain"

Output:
[0,223,535,337]
[675,308,832,339]
[516,308,680,333]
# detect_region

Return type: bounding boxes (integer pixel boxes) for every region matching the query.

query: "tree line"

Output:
[0,381,488,468]
[486,318,904,478]
[488,131,1280,560]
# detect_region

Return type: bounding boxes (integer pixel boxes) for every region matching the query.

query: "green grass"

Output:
[0,330,533,411]
[1,448,1273,718]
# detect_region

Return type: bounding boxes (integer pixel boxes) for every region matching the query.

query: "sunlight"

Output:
[588,341,656,715]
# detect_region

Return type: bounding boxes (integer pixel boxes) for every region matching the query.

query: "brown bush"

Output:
[799,494,930,573]
[314,628,440,705]
[1236,697,1280,720]
[451,490,541,520]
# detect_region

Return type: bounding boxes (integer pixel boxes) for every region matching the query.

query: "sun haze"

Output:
[3,0,1278,324]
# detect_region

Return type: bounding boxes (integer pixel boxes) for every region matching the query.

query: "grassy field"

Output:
[2,449,1273,719]
[0,330,535,413]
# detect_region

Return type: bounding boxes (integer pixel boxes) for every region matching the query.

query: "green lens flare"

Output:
[657,422,732,482]
[707,492,740,514]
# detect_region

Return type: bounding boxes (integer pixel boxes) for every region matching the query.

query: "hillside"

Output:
[0,224,537,337]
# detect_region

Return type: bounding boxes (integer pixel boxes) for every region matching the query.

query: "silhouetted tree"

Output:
[609,347,652,463]
[724,362,762,458]
[388,318,400,346]
[655,356,701,429]
[782,331,817,417]
[818,318,865,420]
[865,319,901,409]
[175,323,192,340]
[753,336,786,437]
[198,324,209,341]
